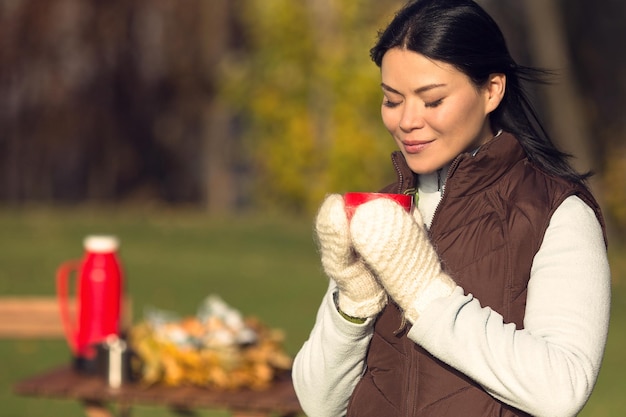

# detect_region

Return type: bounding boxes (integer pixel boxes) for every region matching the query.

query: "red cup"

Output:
[344,192,413,220]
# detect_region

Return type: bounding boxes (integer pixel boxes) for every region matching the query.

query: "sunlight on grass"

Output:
[1,207,624,416]
[0,206,319,416]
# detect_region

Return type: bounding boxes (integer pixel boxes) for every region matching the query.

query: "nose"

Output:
[399,100,425,132]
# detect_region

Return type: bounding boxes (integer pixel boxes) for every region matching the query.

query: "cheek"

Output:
[458,92,487,120]
[435,96,483,132]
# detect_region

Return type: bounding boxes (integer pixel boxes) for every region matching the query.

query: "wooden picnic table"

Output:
[13,365,302,417]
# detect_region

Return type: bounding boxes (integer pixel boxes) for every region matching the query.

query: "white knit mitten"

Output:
[315,194,387,319]
[350,198,456,323]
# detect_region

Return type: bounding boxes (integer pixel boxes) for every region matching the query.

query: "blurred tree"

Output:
[521,0,615,239]
[0,0,241,206]
[198,1,239,212]
[481,0,626,239]
[219,0,403,213]
[561,0,626,239]
[0,0,625,232]
[522,0,595,173]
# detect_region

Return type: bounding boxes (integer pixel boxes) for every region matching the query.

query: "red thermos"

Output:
[56,235,124,370]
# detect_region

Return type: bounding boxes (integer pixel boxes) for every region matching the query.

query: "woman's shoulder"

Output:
[550,195,605,237]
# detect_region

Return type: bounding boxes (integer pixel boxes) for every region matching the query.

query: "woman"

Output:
[292,1,611,416]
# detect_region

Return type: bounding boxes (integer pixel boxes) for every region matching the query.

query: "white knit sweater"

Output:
[292,169,611,417]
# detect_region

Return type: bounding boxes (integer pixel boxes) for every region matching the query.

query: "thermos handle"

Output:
[56,260,80,354]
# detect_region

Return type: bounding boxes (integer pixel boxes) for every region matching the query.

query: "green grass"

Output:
[0,206,624,416]
[579,244,626,417]
[0,206,324,417]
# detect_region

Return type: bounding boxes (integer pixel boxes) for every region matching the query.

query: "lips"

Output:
[402,139,434,154]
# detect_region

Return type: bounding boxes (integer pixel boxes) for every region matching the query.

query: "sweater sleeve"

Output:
[292,279,376,417]
[407,195,611,417]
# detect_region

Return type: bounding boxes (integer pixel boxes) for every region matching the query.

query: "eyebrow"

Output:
[381,83,447,95]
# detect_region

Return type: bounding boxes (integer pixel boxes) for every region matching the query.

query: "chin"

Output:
[404,157,442,175]
[402,148,455,175]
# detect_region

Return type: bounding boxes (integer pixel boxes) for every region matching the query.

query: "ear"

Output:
[484,73,506,114]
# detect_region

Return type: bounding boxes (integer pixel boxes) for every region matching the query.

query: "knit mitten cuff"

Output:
[337,287,388,319]
[405,275,456,323]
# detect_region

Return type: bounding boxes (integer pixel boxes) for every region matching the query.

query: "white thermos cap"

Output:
[83,235,120,253]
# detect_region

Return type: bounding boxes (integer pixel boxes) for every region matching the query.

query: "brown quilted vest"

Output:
[346,133,605,417]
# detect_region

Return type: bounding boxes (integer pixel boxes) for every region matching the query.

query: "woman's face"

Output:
[380,48,504,174]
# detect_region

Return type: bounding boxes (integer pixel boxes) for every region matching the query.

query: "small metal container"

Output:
[96,335,131,388]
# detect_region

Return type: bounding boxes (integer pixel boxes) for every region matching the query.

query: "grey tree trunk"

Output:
[199,1,236,212]
[523,0,609,235]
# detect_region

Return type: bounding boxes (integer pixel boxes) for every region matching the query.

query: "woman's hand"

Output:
[315,194,387,319]
[350,198,456,323]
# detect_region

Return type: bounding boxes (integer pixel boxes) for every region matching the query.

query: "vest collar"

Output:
[391,132,525,197]
[446,132,526,197]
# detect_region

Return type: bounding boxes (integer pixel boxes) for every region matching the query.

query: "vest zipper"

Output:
[392,152,418,201]
[404,158,460,416]
[405,343,419,417]
[430,130,501,230]
[392,153,406,194]
[429,155,462,232]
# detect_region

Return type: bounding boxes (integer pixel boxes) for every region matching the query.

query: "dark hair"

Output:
[370,0,589,184]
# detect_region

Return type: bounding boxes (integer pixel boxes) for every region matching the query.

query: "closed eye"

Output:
[425,98,444,108]
[383,98,400,108]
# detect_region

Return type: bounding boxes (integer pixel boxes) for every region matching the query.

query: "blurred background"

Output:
[1,0,625,231]
[0,0,625,416]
